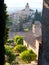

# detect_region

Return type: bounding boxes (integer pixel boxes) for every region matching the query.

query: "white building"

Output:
[17,3,35,19]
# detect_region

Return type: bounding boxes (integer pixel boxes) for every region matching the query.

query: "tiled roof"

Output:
[14,31,36,48]
[9,31,41,48]
[22,9,33,11]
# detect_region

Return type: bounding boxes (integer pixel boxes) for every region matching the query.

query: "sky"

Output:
[4,0,43,13]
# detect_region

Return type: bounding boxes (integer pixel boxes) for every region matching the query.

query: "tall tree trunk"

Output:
[38,0,49,65]
[0,0,5,65]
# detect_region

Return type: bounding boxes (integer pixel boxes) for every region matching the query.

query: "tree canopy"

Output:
[32,9,42,24]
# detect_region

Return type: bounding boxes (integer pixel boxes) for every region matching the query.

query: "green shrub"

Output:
[7,39,14,44]
[13,45,27,53]
[14,35,23,45]
[4,45,16,64]
[4,62,10,65]
[12,61,19,65]
[20,49,37,63]
[4,27,9,44]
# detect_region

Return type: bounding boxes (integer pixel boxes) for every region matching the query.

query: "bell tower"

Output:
[25,3,29,11]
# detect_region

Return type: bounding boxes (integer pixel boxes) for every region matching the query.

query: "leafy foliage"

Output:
[6,20,13,27]
[32,9,42,24]
[20,49,37,63]
[4,62,10,65]
[4,45,16,64]
[4,27,9,44]
[7,39,14,44]
[14,35,23,45]
[3,4,9,44]
[4,4,9,21]
[13,45,27,53]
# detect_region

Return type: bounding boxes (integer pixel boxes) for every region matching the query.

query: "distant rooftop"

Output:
[21,3,33,11]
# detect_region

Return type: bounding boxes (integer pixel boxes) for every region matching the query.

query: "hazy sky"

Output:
[4,0,43,13]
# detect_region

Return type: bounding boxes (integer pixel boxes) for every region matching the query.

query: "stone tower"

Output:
[25,3,29,11]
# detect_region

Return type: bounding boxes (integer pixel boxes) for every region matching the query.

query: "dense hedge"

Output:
[4,45,16,64]
[20,49,37,63]
[13,45,27,53]
[7,39,14,44]
[14,35,23,45]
